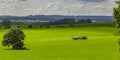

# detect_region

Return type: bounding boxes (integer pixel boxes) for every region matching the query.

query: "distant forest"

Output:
[0,15,114,22]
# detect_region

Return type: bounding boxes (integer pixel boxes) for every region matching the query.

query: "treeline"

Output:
[47,18,92,27]
[0,18,93,28]
[49,18,92,25]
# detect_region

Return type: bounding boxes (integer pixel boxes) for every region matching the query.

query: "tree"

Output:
[2,28,26,49]
[2,19,11,28]
[78,19,86,24]
[68,19,75,27]
[28,24,32,28]
[40,24,43,28]
[114,0,120,53]
[113,0,120,28]
[86,18,92,23]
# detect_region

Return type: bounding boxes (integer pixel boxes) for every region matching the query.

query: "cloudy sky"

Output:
[0,0,117,16]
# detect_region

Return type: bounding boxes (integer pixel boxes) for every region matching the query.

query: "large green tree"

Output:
[113,0,120,52]
[2,28,26,49]
[2,19,11,28]
[113,0,120,28]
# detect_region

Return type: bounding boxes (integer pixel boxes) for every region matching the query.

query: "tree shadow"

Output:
[4,48,30,50]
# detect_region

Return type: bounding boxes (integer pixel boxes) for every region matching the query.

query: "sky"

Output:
[0,0,117,16]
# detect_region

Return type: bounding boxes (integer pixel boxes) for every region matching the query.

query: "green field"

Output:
[0,27,119,60]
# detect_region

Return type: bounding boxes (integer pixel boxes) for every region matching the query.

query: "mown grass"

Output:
[0,26,119,60]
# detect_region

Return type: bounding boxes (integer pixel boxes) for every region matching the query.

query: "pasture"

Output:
[0,27,119,60]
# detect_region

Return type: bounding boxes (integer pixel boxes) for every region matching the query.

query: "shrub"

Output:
[28,24,32,28]
[40,25,43,28]
[46,25,50,28]
[17,25,21,28]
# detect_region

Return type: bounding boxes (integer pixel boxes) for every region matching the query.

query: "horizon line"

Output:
[0,14,113,17]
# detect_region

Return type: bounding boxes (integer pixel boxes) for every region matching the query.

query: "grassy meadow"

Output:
[0,24,119,60]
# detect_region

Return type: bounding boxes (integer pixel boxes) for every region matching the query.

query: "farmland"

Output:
[0,25,119,60]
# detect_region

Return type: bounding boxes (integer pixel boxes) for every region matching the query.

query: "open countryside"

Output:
[0,0,119,60]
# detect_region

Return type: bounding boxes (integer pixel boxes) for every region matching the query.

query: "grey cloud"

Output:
[17,0,27,2]
[19,0,27,2]
[0,0,116,16]
[77,0,108,2]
